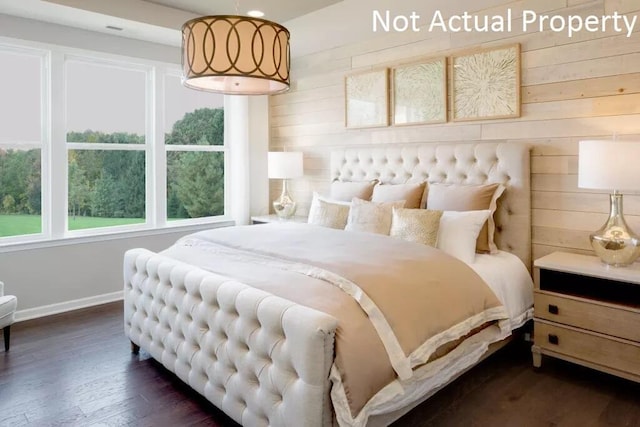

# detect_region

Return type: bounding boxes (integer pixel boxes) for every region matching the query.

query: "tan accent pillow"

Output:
[426,183,505,254]
[371,182,427,209]
[307,192,350,229]
[345,198,405,235]
[390,207,443,247]
[330,180,377,202]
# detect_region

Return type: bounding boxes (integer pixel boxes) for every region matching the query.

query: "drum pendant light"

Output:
[181,12,290,95]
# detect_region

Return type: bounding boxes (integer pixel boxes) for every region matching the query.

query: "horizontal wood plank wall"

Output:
[269,0,640,262]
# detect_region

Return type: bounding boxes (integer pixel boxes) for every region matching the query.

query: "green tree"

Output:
[166,108,225,219]
[165,108,224,146]
[68,159,90,219]
[173,151,224,218]
[91,175,118,217]
[67,130,144,145]
[0,149,40,215]
[26,150,41,215]
[2,195,15,214]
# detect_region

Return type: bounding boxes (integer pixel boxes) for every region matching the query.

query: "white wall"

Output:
[0,228,234,320]
[0,14,269,317]
[249,96,270,217]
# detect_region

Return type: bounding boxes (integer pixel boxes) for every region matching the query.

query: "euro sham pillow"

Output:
[330,180,377,202]
[345,198,405,235]
[371,182,427,209]
[389,207,443,247]
[426,183,505,254]
[437,210,492,264]
[307,192,351,229]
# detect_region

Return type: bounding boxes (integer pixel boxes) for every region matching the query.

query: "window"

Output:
[164,74,226,221]
[65,58,147,231]
[0,47,45,239]
[0,41,231,247]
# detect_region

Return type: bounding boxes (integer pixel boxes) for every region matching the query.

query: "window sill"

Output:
[0,219,235,254]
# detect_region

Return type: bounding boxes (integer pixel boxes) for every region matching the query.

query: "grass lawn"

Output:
[0,214,41,237]
[0,215,144,237]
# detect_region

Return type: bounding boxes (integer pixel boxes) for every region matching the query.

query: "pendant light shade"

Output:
[182,15,290,95]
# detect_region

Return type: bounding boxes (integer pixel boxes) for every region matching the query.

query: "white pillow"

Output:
[437,210,492,264]
[307,192,351,229]
[345,198,405,235]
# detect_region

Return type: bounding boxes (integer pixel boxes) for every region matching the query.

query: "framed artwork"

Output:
[345,68,389,129]
[451,43,521,122]
[392,57,446,126]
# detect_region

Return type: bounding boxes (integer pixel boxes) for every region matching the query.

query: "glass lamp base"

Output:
[273,180,297,219]
[591,229,640,267]
[591,193,640,267]
[273,200,297,219]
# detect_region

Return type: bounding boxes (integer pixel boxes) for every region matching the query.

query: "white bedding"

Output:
[469,250,534,330]
[156,223,533,426]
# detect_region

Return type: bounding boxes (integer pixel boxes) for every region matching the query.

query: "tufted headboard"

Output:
[330,142,532,269]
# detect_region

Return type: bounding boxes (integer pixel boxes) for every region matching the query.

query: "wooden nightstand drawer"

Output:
[535,291,640,342]
[532,252,640,382]
[535,320,640,378]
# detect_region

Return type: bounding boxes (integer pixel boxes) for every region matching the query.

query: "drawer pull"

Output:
[548,334,559,345]
[548,304,559,315]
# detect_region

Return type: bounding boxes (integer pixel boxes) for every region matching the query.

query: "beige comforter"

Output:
[161,223,509,419]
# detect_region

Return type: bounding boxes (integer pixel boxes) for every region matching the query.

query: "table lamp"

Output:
[268,151,303,219]
[578,140,640,266]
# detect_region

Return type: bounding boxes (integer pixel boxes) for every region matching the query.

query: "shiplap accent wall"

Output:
[269,0,640,261]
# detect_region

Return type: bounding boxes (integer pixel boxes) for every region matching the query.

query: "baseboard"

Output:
[14,291,124,322]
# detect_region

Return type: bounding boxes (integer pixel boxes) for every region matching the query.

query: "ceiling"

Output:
[0,0,343,50]
[145,0,342,23]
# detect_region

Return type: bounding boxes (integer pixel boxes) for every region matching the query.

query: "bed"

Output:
[124,142,533,426]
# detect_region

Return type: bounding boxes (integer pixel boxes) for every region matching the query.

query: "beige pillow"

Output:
[390,207,443,247]
[426,183,505,254]
[371,182,427,209]
[330,180,377,202]
[307,192,350,229]
[345,198,405,235]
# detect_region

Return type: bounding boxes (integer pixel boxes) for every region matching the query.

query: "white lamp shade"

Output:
[578,140,640,191]
[268,152,303,179]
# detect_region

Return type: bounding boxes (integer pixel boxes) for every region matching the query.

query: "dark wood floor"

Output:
[1,303,638,427]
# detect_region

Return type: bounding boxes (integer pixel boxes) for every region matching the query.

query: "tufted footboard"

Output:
[124,249,338,427]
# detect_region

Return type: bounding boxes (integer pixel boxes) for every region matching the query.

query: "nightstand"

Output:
[532,251,640,382]
[250,214,307,225]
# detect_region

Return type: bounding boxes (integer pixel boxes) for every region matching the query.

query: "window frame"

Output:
[160,70,229,227]
[0,38,233,248]
[0,43,49,245]
[64,54,151,237]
